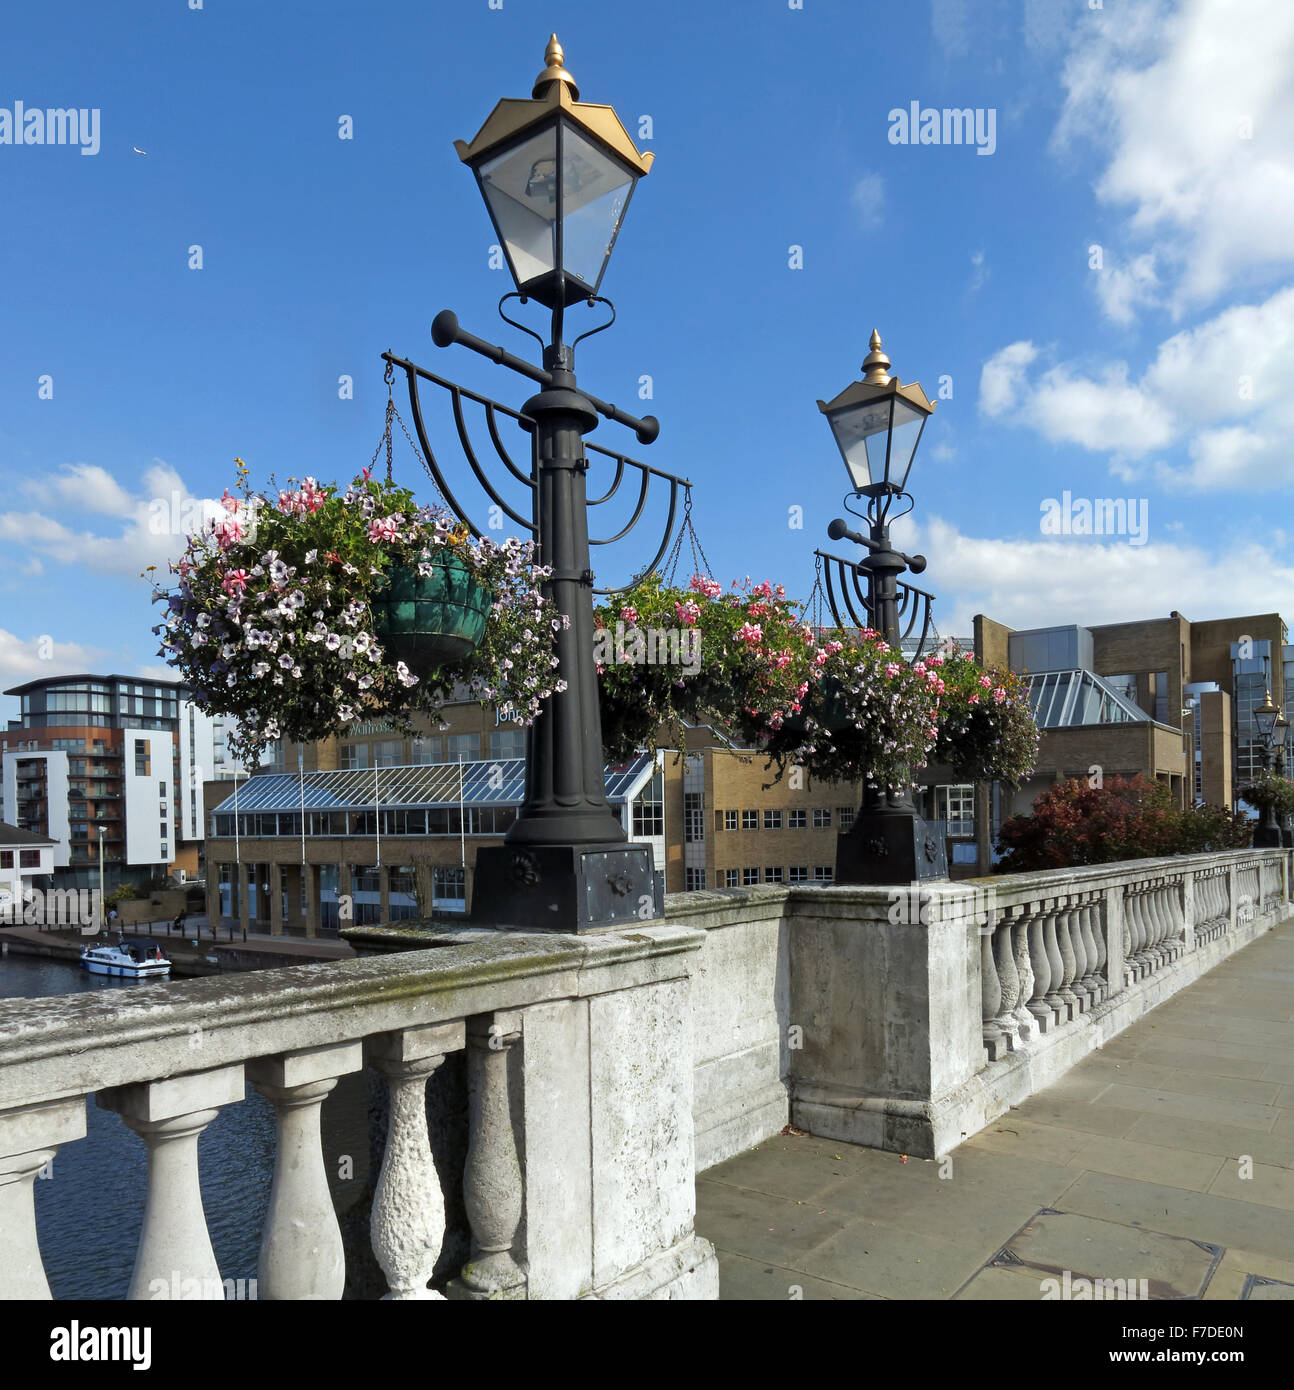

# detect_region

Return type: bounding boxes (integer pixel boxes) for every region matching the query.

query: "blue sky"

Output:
[1,0,1291,722]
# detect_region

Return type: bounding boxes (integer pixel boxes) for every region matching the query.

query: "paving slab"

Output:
[992,1208,1220,1299]
[715,1251,880,1301]
[1065,1134,1225,1192]
[1124,1112,1294,1170]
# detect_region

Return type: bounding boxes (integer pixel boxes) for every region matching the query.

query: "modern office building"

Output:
[974,609,1290,845]
[1,673,251,891]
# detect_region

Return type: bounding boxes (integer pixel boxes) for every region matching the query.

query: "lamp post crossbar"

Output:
[815,549,937,660]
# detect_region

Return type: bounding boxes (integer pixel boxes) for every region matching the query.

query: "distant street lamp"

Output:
[820,331,946,884]
[1252,688,1287,848]
[98,825,106,934]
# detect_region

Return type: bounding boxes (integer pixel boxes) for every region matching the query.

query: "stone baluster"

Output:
[981,927,1008,1060]
[1077,901,1102,1004]
[1010,910,1037,1042]
[1152,883,1172,966]
[1089,900,1109,1000]
[248,1041,364,1300]
[368,1022,465,1300]
[1041,907,1069,1021]
[453,1012,526,1300]
[1158,882,1177,961]
[99,1065,245,1300]
[1066,901,1092,1013]
[991,916,1023,1049]
[1140,885,1162,971]
[0,1098,86,1299]
[1026,907,1057,1031]
[1165,880,1186,960]
[1125,890,1147,978]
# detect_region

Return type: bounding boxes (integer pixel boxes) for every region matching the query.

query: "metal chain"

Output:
[370,363,450,508]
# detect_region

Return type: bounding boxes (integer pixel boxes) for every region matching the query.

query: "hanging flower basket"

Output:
[150,462,567,765]
[372,553,493,672]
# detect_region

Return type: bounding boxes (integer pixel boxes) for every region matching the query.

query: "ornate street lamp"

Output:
[817,331,946,885]
[1252,688,1286,848]
[384,36,678,932]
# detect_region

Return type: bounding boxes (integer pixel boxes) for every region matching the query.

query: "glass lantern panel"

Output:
[560,124,636,293]
[479,126,561,287]
[886,396,930,492]
[829,397,895,492]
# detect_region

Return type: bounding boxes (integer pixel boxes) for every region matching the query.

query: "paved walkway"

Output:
[696,916,1294,1300]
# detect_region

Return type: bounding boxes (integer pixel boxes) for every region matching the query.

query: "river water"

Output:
[1,951,376,1300]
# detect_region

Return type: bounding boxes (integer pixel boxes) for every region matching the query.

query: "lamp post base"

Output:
[1254,822,1283,849]
[835,810,948,886]
[470,843,661,932]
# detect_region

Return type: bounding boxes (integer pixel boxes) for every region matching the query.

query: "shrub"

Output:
[996,775,1252,872]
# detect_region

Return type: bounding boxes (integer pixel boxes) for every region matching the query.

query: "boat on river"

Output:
[80,940,171,979]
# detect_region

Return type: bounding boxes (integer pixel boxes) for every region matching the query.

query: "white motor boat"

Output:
[80,940,171,979]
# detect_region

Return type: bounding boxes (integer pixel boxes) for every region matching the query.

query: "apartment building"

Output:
[1,673,249,891]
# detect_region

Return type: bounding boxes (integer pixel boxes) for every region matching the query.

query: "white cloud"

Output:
[1054,0,1294,317]
[1094,252,1161,324]
[0,631,112,694]
[0,461,223,577]
[967,250,988,295]
[911,515,1294,637]
[850,173,886,230]
[979,340,1038,416]
[978,282,1294,488]
[24,462,138,519]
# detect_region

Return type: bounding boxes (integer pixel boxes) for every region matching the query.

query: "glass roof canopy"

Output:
[1023,670,1149,729]
[211,754,656,815]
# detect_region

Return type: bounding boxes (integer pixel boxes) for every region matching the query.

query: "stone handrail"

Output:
[0,925,717,1301]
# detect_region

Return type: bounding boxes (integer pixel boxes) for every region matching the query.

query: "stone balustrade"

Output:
[662,846,1292,1166]
[0,927,718,1301]
[3,846,1289,1299]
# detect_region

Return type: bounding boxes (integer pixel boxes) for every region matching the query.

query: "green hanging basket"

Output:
[371,552,493,672]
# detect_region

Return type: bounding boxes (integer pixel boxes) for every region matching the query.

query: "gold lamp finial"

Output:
[533,33,580,100]
[861,328,892,385]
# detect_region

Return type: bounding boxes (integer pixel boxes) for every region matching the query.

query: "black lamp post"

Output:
[818,332,947,884]
[1252,688,1286,849]
[406,36,663,930]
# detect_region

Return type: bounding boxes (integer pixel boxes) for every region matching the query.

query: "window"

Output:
[741,810,758,831]
[788,808,807,829]
[685,867,706,892]
[633,770,664,837]
[724,810,738,832]
[134,739,150,777]
[813,866,834,883]
[447,734,481,762]
[764,866,785,884]
[813,808,832,829]
[491,729,526,761]
[788,866,809,884]
[763,809,782,830]
[935,784,975,836]
[684,792,705,843]
[838,806,855,829]
[0,852,12,869]
[724,869,739,888]
[19,850,41,868]
[742,868,759,886]
[373,739,403,768]
[341,743,370,770]
[433,867,466,907]
[158,780,167,795]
